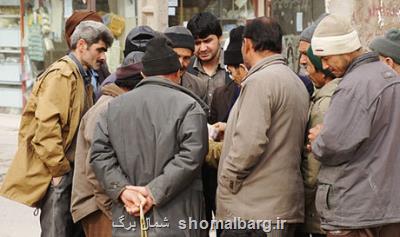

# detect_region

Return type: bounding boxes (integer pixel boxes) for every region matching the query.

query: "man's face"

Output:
[227,65,247,85]
[298,41,310,66]
[305,58,327,88]
[173,47,193,76]
[81,40,107,70]
[321,54,351,78]
[194,34,221,63]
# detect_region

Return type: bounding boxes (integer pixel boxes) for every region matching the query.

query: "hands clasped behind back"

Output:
[120,186,154,217]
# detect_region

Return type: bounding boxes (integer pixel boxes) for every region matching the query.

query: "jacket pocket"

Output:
[315,183,331,215]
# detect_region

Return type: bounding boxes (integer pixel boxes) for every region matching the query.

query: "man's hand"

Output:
[122,186,154,216]
[120,188,147,217]
[212,122,227,141]
[52,176,63,186]
[307,124,323,152]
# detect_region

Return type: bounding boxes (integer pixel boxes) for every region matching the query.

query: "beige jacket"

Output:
[301,78,339,234]
[0,56,92,207]
[71,83,124,222]
[217,55,309,223]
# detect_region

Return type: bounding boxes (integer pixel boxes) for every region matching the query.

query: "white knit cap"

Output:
[311,14,361,56]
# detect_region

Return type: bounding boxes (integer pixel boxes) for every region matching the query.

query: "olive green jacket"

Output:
[301,78,340,233]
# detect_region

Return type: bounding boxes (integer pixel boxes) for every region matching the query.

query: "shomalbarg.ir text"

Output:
[178,217,287,232]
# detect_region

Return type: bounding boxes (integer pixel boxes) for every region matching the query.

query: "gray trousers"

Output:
[39,171,84,237]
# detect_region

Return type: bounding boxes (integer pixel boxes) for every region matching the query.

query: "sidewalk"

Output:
[0,112,40,237]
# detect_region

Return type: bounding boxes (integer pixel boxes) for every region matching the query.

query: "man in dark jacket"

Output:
[165,26,207,102]
[209,25,246,125]
[99,25,155,91]
[187,12,229,105]
[90,37,209,237]
[309,14,400,236]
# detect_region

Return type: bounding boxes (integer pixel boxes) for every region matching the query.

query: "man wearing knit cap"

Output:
[0,21,114,237]
[91,37,209,237]
[65,10,110,100]
[99,25,155,92]
[297,45,339,237]
[203,26,246,237]
[71,55,144,237]
[369,28,400,74]
[309,14,400,236]
[217,17,309,236]
[164,26,207,102]
[209,25,247,132]
[298,13,329,97]
[123,25,156,57]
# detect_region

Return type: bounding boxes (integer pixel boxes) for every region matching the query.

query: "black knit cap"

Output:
[124,25,156,57]
[142,37,181,76]
[224,26,245,66]
[164,26,195,51]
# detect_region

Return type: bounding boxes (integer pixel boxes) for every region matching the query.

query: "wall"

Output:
[271,0,325,72]
[137,0,168,31]
[327,0,400,47]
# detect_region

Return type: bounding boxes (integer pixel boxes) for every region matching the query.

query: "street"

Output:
[0,113,41,237]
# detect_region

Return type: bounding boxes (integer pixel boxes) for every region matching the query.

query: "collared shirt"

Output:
[68,52,91,85]
[89,69,102,101]
[192,49,227,105]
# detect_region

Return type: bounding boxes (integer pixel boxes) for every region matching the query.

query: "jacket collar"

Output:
[136,76,209,113]
[101,83,125,97]
[345,52,380,75]
[245,54,286,80]
[68,52,91,85]
[312,78,341,101]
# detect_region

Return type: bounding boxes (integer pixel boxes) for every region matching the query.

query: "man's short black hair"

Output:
[187,12,222,39]
[243,17,283,53]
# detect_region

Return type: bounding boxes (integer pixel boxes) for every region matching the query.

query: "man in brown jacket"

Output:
[216,17,309,236]
[71,54,144,237]
[0,21,113,237]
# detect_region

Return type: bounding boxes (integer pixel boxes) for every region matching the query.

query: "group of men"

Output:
[0,8,400,237]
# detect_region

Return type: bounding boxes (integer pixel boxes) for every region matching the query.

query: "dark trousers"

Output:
[202,163,221,236]
[326,223,400,237]
[39,171,84,237]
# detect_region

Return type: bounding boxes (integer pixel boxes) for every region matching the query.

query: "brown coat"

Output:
[0,56,92,207]
[71,83,124,223]
[217,55,309,223]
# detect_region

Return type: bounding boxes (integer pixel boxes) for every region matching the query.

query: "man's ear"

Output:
[239,63,248,72]
[242,38,252,55]
[384,57,395,68]
[218,36,223,46]
[76,39,87,51]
